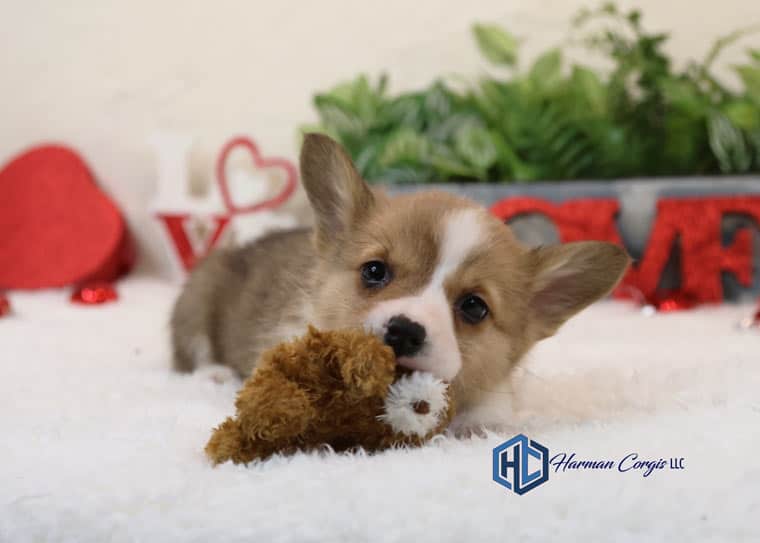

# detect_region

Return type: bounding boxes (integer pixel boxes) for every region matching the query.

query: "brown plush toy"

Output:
[205,327,455,465]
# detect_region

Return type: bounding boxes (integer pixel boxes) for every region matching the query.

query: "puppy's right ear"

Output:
[527,241,630,340]
[300,133,376,249]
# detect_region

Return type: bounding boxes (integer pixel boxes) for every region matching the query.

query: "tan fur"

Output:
[172,134,630,427]
[205,327,454,465]
[171,228,316,375]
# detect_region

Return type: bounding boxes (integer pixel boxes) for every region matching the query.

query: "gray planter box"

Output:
[386,176,760,300]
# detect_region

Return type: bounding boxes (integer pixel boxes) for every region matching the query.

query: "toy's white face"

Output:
[380,372,449,437]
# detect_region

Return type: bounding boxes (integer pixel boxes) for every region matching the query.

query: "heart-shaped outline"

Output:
[216,136,297,215]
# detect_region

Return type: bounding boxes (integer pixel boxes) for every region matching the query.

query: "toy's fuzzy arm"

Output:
[338,351,395,397]
[262,326,397,398]
[234,367,317,442]
[335,332,396,398]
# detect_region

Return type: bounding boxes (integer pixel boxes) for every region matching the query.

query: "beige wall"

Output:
[1,0,758,271]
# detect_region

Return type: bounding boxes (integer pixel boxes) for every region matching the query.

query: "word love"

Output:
[492,196,760,303]
[550,452,686,478]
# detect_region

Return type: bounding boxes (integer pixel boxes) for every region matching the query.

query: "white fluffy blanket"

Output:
[2,278,758,542]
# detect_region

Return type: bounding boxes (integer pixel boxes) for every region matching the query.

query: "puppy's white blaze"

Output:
[378,372,449,437]
[430,209,485,289]
[363,209,486,380]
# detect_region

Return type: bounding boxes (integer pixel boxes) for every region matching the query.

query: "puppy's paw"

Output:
[194,364,239,385]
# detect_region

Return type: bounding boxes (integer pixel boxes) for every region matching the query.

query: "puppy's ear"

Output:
[300,133,375,249]
[528,241,629,340]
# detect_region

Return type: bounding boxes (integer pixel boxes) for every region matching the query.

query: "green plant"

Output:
[306,3,760,183]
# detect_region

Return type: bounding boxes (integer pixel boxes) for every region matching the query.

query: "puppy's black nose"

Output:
[384,315,426,357]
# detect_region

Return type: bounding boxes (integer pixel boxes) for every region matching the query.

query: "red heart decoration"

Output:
[215,136,297,215]
[0,144,134,289]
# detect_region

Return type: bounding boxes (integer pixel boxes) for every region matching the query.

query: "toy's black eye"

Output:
[360,260,391,288]
[456,294,489,324]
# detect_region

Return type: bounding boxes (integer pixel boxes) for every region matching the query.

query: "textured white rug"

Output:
[1,278,758,542]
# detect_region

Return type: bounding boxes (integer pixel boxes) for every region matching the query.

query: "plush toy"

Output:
[205,327,455,465]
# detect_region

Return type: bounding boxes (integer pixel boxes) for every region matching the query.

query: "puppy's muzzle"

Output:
[383,315,426,357]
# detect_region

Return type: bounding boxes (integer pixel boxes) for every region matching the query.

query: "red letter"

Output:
[155,213,231,272]
[490,197,622,243]
[652,197,757,302]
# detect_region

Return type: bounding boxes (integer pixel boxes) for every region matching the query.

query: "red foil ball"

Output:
[0,293,11,317]
[619,285,700,314]
[70,282,119,305]
[651,291,698,312]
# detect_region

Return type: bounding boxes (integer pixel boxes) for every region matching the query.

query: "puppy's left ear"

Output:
[300,133,377,250]
[528,241,630,340]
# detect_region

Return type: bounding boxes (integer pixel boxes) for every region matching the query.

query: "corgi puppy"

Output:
[171,134,629,427]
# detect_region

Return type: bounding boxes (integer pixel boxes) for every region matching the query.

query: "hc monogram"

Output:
[492,434,549,495]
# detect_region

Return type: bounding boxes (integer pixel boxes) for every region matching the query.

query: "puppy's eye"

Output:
[456,294,489,324]
[360,260,391,288]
